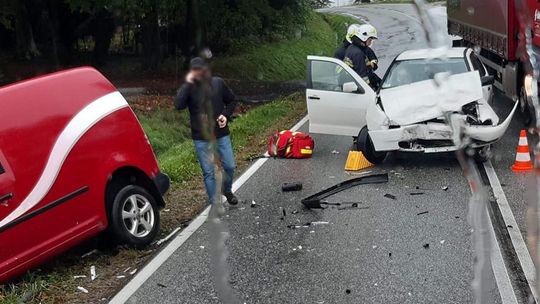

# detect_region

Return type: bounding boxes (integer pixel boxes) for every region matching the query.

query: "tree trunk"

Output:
[14,0,40,59]
[141,0,161,70]
[92,9,115,66]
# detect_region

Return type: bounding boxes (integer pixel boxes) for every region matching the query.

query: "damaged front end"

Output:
[367,71,518,152]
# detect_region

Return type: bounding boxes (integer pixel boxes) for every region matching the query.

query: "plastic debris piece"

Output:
[442,186,449,191]
[163,209,171,212]
[303,174,389,209]
[389,252,392,257]
[440,240,446,244]
[282,183,303,192]
[291,210,299,214]
[298,245,303,250]
[124,267,131,273]
[423,243,430,249]
[384,194,396,200]
[81,249,98,258]
[77,286,89,294]
[73,275,86,279]
[130,268,138,275]
[200,246,205,249]
[116,275,126,279]
[311,221,329,225]
[417,211,429,216]
[157,283,167,288]
[250,200,257,208]
[410,192,424,196]
[332,150,340,154]
[372,245,377,249]
[345,289,351,294]
[90,266,96,281]
[156,226,182,246]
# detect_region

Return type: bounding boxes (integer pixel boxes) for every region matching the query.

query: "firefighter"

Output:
[334,24,361,61]
[344,24,381,90]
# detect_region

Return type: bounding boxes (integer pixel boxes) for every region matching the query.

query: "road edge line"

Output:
[487,207,519,304]
[108,115,309,304]
[483,161,538,302]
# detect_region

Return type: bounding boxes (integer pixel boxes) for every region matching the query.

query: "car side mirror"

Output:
[481,75,495,86]
[343,82,362,93]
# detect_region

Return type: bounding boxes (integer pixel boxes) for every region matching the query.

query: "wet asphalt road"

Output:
[123,4,532,304]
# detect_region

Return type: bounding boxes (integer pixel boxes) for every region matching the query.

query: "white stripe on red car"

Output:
[0,92,128,229]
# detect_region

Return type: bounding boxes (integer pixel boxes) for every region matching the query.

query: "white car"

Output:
[306,47,518,163]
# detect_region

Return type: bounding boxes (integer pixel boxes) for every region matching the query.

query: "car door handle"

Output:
[0,193,12,202]
[308,96,320,100]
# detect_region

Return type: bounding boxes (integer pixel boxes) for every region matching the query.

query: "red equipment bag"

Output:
[268,130,314,159]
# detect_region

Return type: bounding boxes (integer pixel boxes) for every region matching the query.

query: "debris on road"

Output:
[423,243,430,249]
[384,194,396,200]
[81,249,98,258]
[345,170,372,176]
[200,246,205,249]
[417,211,429,216]
[311,221,330,225]
[90,265,97,281]
[345,289,351,294]
[280,207,286,220]
[250,200,257,208]
[332,150,340,154]
[73,275,87,279]
[155,226,183,246]
[157,283,167,288]
[302,174,388,209]
[440,240,446,244]
[442,186,449,191]
[282,182,303,192]
[116,275,126,279]
[77,286,89,294]
[410,192,425,196]
[129,268,138,275]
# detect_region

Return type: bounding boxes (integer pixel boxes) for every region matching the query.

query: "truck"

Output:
[447,0,540,123]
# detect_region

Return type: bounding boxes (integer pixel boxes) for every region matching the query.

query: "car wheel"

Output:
[356,127,387,164]
[109,185,160,248]
[474,145,492,163]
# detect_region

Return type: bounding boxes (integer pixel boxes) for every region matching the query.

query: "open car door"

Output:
[306,56,376,137]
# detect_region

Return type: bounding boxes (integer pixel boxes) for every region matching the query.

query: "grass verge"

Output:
[212,12,359,81]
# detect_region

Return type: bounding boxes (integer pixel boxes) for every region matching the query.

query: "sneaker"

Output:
[224,192,239,205]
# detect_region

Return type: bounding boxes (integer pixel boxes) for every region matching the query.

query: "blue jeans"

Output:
[193,135,236,203]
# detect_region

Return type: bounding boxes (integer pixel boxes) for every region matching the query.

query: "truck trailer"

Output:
[448,0,540,122]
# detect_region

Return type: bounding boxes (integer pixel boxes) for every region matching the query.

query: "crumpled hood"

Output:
[379,71,484,126]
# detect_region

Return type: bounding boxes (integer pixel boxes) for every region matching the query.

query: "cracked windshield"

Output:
[0,0,539,303]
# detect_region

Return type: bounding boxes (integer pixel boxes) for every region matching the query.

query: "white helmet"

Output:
[352,24,378,42]
[345,24,363,43]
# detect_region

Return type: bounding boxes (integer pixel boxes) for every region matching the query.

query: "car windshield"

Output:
[381,58,468,89]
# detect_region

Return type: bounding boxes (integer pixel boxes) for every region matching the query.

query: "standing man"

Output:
[175,57,239,205]
[343,24,381,90]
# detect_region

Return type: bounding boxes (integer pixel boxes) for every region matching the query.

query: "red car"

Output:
[0,67,169,282]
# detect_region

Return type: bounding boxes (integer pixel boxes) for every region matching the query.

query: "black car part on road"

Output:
[302,173,389,209]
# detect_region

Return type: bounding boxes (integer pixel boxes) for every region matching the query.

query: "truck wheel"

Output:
[109,185,160,248]
[474,145,492,163]
[356,127,387,164]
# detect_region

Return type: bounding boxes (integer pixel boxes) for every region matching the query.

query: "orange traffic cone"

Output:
[512,130,533,172]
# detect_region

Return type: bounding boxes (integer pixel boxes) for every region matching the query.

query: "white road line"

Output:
[487,208,519,304]
[109,115,309,304]
[483,161,538,303]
